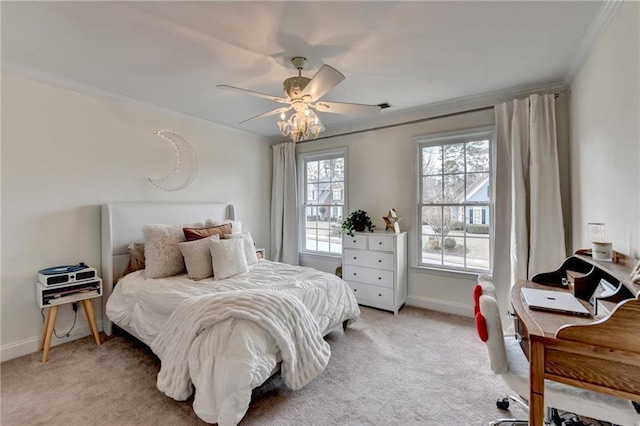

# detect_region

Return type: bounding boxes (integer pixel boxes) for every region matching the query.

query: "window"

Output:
[299,149,346,255]
[307,187,317,202]
[471,208,485,225]
[417,128,493,272]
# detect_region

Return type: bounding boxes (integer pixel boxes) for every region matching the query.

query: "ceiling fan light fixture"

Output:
[278,107,323,143]
[218,56,378,142]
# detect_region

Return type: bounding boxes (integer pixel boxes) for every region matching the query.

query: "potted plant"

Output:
[342,209,375,236]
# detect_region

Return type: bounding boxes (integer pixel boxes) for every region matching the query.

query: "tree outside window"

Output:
[419,129,493,271]
[300,150,346,255]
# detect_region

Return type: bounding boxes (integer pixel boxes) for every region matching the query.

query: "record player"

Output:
[38,262,97,286]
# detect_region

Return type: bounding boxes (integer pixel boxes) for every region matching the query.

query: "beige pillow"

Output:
[242,232,259,266]
[143,222,202,279]
[179,235,219,280]
[224,232,258,266]
[205,219,242,234]
[209,237,249,280]
[122,241,145,276]
[183,223,232,241]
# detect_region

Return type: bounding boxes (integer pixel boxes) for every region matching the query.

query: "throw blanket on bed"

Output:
[151,289,332,401]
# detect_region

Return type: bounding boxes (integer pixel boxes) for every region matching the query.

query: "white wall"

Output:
[0,73,272,361]
[570,0,640,258]
[297,99,572,318]
[297,109,495,317]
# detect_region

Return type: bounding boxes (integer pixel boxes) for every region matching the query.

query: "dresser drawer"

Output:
[343,249,394,270]
[368,235,394,252]
[343,265,394,288]
[343,234,367,250]
[348,282,394,306]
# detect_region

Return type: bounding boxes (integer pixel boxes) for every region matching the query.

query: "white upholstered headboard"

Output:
[100,202,235,335]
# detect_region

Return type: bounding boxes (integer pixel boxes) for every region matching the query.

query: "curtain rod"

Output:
[296,92,561,144]
[296,105,494,144]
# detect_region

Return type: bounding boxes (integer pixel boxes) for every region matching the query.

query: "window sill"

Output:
[299,251,342,261]
[411,265,481,281]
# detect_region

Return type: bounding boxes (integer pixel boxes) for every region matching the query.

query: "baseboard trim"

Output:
[1,320,103,362]
[406,295,474,318]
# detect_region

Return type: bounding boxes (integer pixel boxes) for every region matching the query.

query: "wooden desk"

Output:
[511,252,640,425]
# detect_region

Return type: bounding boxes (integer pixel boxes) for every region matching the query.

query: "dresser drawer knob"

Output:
[353,257,357,260]
[353,289,357,292]
[378,242,382,245]
[378,293,382,297]
[353,273,357,276]
[378,259,382,263]
[353,240,357,243]
[378,277,381,280]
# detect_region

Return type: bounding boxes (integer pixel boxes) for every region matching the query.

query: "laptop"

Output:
[521,288,590,316]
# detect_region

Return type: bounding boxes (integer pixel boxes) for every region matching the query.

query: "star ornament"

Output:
[383,209,401,233]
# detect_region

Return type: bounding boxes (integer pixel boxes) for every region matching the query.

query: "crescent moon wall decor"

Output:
[148,130,199,191]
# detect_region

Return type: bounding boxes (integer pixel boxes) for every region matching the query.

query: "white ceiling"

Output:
[1,1,605,140]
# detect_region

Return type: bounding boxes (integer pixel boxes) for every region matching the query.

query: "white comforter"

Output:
[106,260,360,425]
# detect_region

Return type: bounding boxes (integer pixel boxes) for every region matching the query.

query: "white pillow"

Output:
[178,235,220,280]
[209,237,249,280]
[143,223,198,279]
[205,219,242,234]
[224,232,258,266]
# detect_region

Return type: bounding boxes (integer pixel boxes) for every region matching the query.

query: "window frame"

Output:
[415,126,495,274]
[297,148,348,258]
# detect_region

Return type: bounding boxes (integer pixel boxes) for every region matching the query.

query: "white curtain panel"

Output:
[494,93,566,316]
[270,141,299,265]
[528,94,566,275]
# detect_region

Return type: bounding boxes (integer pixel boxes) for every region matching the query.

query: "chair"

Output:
[474,276,640,426]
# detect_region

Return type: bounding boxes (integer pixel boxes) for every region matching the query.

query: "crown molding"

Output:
[1,60,569,144]
[1,62,263,139]
[564,0,623,85]
[313,80,568,141]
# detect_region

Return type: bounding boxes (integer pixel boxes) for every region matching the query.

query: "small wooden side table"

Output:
[39,298,101,363]
[36,278,103,363]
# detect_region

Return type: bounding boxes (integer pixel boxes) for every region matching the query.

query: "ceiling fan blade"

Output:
[217,85,289,104]
[313,101,381,117]
[238,106,291,124]
[300,65,345,101]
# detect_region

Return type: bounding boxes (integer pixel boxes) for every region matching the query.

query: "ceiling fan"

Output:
[217,57,381,142]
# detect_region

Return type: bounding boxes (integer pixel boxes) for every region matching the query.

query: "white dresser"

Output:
[342,231,407,315]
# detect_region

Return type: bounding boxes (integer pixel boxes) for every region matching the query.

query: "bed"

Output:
[100,202,360,425]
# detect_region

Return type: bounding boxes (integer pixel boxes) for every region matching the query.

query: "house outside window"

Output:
[417,127,493,272]
[299,149,346,255]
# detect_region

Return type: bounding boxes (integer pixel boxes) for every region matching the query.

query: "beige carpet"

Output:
[1,306,528,425]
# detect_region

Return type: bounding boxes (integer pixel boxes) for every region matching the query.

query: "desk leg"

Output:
[41,305,59,363]
[81,299,101,346]
[530,338,545,426]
